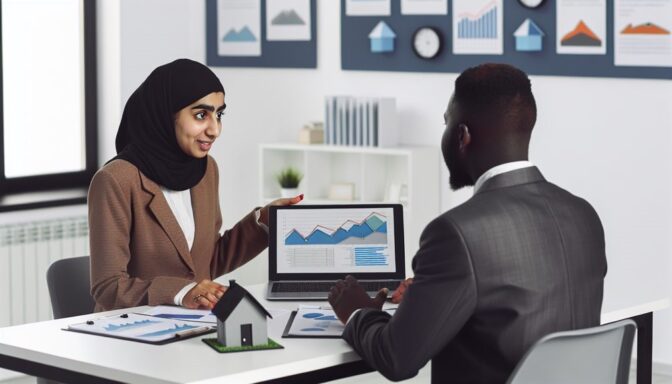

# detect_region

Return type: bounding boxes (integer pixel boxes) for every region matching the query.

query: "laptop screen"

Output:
[269,204,405,280]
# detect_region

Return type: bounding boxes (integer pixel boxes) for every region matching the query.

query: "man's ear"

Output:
[458,124,471,151]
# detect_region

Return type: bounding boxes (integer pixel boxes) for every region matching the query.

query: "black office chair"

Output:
[46,256,96,319]
[40,256,96,384]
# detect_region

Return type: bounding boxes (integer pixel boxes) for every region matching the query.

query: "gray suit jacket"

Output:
[343,167,607,383]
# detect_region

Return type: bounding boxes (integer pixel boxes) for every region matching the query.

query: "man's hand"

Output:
[328,275,388,324]
[259,194,303,226]
[390,277,413,304]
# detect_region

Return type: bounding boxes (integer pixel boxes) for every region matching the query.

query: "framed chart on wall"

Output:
[206,0,317,68]
[340,0,672,80]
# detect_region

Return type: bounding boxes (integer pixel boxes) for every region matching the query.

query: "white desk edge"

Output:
[601,298,670,324]
[0,284,669,384]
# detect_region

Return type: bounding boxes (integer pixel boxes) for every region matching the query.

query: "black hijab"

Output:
[112,59,225,191]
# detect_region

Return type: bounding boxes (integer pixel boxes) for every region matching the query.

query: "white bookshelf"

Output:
[258,143,441,270]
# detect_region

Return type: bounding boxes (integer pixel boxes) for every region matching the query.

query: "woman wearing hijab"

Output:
[88,59,301,312]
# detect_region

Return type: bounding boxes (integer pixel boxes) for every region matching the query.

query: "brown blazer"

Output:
[87,156,267,312]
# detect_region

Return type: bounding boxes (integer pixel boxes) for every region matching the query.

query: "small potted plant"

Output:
[276,167,303,198]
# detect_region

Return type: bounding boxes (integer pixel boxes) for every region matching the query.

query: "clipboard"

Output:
[282,307,397,338]
[282,310,342,339]
[64,313,216,345]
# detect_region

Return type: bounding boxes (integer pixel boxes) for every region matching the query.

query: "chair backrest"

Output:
[507,319,637,384]
[46,256,96,319]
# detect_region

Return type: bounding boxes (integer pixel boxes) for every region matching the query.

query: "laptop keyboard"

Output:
[271,281,400,293]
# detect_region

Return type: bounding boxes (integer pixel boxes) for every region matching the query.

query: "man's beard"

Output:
[449,169,471,191]
[447,153,472,191]
[442,127,472,191]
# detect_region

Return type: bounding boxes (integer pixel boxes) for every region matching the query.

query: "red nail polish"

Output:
[299,194,304,200]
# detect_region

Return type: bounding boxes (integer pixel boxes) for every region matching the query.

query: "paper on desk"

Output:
[142,306,217,324]
[285,307,397,337]
[68,313,212,343]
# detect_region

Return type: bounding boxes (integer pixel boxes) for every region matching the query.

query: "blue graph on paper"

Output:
[301,313,338,321]
[300,312,341,332]
[457,2,498,39]
[137,324,199,338]
[222,26,257,42]
[301,313,339,331]
[104,319,160,332]
[152,314,204,320]
[291,308,396,336]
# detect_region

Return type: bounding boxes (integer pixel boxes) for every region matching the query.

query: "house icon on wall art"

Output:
[369,21,396,53]
[514,18,544,52]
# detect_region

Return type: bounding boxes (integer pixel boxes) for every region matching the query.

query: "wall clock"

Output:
[518,0,545,8]
[412,27,442,60]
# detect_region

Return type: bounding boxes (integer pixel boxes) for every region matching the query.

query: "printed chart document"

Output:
[557,0,607,55]
[141,306,217,324]
[67,313,214,344]
[452,0,504,55]
[283,307,397,338]
[266,0,311,41]
[217,0,262,56]
[346,0,391,16]
[401,0,447,15]
[615,0,672,67]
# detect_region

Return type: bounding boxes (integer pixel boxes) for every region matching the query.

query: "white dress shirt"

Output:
[161,188,195,249]
[160,188,197,306]
[161,187,269,306]
[473,161,535,195]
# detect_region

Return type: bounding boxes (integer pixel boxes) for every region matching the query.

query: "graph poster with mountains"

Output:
[207,0,316,67]
[217,0,261,56]
[557,0,607,55]
[452,0,504,55]
[615,0,672,67]
[266,0,311,41]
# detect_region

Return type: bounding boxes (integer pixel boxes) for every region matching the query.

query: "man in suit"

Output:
[328,63,607,383]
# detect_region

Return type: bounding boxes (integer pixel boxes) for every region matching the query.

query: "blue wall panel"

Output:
[206,0,317,68]
[341,0,672,80]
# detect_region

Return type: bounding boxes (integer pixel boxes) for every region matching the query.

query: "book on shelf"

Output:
[324,96,397,147]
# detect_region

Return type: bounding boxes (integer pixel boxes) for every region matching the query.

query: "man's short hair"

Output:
[454,63,537,134]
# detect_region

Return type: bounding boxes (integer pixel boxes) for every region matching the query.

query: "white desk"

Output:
[0,285,370,384]
[601,297,670,384]
[0,284,668,384]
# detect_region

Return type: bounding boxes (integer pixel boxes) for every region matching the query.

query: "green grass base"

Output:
[202,337,284,353]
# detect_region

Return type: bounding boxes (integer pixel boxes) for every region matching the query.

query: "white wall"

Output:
[110,0,672,366]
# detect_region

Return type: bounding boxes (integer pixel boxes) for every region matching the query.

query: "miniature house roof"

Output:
[212,280,273,322]
[514,18,545,37]
[369,21,396,39]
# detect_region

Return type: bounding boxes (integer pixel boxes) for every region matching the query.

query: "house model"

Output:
[514,18,545,52]
[368,21,396,53]
[211,280,272,347]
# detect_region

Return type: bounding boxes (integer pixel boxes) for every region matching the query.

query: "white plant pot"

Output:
[280,188,299,198]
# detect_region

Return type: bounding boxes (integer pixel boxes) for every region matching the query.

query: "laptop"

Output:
[266,204,405,300]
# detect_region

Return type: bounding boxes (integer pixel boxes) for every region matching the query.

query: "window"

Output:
[0,0,97,197]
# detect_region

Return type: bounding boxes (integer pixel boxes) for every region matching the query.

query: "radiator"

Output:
[0,207,89,327]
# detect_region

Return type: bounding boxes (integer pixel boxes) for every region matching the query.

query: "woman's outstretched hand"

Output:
[182,279,227,309]
[259,194,304,226]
